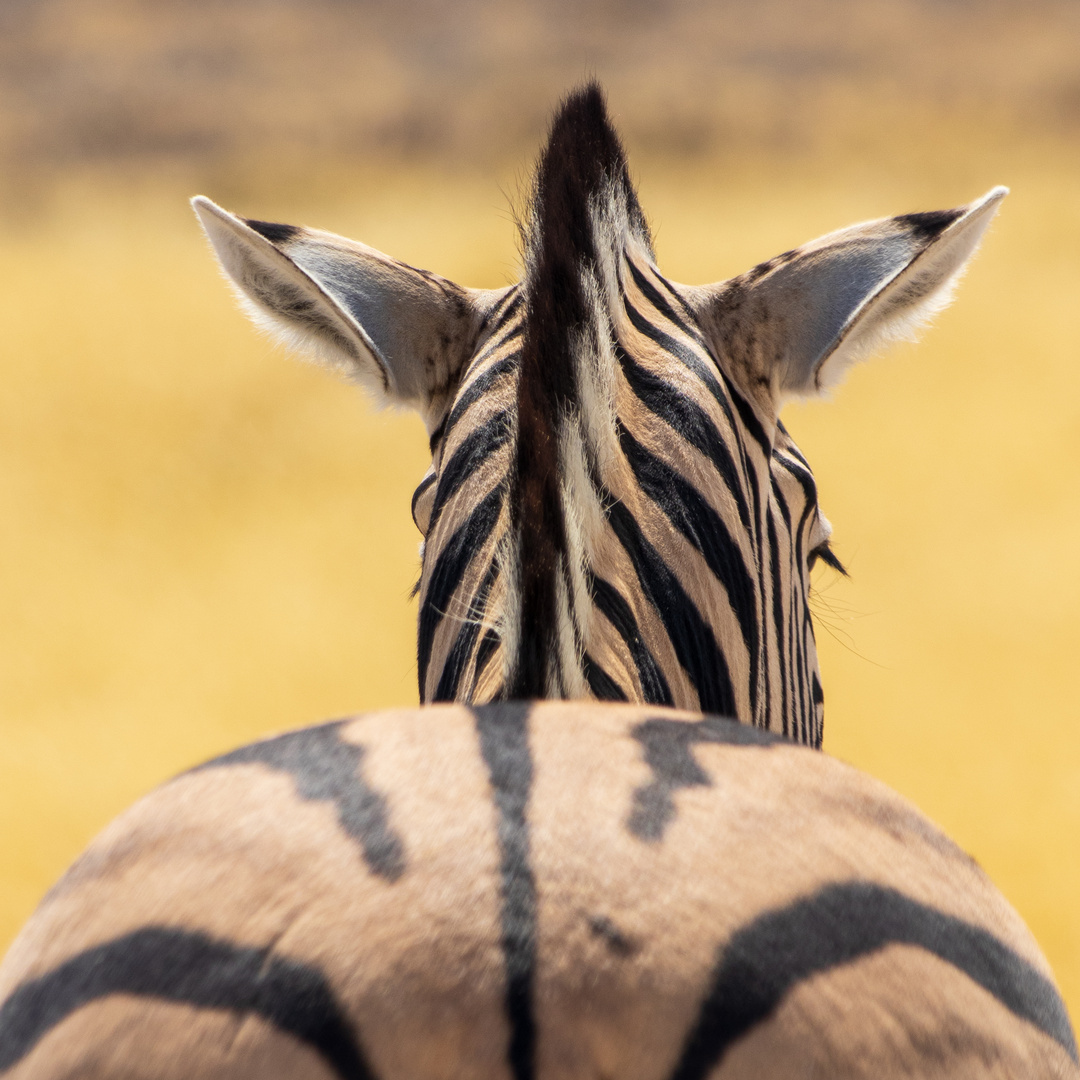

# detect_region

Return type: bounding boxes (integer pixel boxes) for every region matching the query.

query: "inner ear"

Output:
[679,187,1006,417]
[193,196,513,429]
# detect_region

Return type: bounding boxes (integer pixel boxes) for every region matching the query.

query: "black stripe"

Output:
[622,295,726,409]
[778,452,822,743]
[810,668,825,747]
[582,651,629,701]
[895,207,965,241]
[428,410,511,535]
[645,284,768,729]
[623,297,773,461]
[615,342,753,535]
[453,288,521,403]
[441,347,520,450]
[619,423,758,714]
[472,702,538,1080]
[784,460,820,745]
[417,483,504,696]
[410,470,436,523]
[605,496,737,716]
[777,449,816,743]
[771,461,819,745]
[195,722,404,881]
[628,715,779,840]
[244,218,301,245]
[740,427,768,731]
[769,474,805,743]
[652,267,707,325]
[589,572,673,706]
[626,259,708,349]
[433,561,500,702]
[479,287,524,343]
[726,380,773,460]
[624,268,770,563]
[774,449,819,520]
[0,927,373,1079]
[806,609,823,748]
[669,882,1079,1078]
[765,508,789,739]
[776,421,811,470]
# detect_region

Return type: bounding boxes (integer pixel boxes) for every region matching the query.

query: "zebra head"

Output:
[193,84,1004,745]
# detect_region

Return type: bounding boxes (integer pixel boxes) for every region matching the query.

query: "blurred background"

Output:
[1,0,1078,1015]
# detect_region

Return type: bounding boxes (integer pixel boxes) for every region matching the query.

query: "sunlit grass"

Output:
[1,150,1078,1019]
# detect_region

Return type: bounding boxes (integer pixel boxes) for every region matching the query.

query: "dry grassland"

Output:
[1,136,1078,1021]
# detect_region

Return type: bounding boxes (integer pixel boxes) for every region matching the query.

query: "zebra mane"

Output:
[509,84,651,698]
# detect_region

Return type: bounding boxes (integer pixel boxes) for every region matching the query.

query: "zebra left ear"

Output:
[192,197,508,430]
[684,187,1007,410]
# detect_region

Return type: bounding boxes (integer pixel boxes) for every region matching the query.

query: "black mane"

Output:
[509,84,649,697]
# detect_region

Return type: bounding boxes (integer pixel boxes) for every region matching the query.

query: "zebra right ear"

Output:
[192,196,508,430]
[683,187,1007,414]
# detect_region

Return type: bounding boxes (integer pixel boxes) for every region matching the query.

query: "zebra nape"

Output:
[193,84,1004,746]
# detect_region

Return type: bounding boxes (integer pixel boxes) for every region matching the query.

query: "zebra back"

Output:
[1,702,1075,1078]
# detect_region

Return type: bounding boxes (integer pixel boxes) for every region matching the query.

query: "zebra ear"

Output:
[192,196,504,425]
[685,187,1007,408]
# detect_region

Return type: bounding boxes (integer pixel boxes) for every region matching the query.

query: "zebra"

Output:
[1,85,1074,1077]
[189,89,1000,749]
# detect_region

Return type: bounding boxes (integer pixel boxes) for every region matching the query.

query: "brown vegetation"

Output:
[1,0,1079,191]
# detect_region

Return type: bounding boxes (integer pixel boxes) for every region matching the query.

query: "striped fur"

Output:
[191,86,1005,745]
[0,702,1075,1078]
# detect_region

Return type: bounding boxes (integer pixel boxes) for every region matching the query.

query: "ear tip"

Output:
[190,196,236,233]
[970,186,1009,213]
[946,186,1008,238]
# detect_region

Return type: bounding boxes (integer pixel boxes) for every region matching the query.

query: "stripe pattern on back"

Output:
[1,702,1074,1079]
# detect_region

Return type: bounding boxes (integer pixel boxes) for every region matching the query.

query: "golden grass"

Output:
[1,152,1078,1021]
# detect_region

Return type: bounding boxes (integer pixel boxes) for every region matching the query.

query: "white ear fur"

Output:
[192,196,393,402]
[813,186,1008,394]
[193,196,512,428]
[680,187,1007,413]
